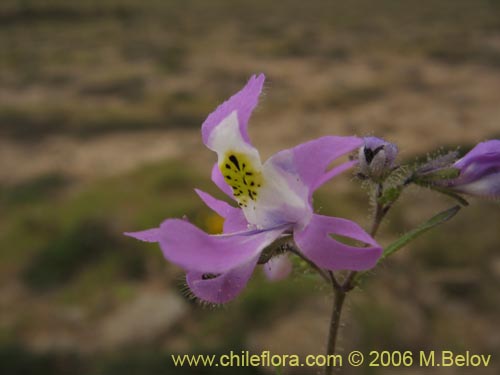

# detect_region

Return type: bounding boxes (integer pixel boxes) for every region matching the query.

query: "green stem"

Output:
[288,243,332,283]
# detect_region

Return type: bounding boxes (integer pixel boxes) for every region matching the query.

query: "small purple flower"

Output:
[125,74,382,304]
[445,140,500,199]
[358,137,398,180]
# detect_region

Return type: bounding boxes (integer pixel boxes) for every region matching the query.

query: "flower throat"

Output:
[220,151,263,208]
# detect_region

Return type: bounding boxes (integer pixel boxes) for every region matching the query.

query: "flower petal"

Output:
[186,257,258,304]
[267,136,363,195]
[124,228,161,243]
[314,160,358,191]
[264,255,293,281]
[194,188,248,232]
[202,73,265,147]
[194,188,236,218]
[157,219,286,273]
[211,163,235,199]
[455,140,500,169]
[452,171,500,198]
[243,153,311,228]
[246,137,361,229]
[294,214,382,271]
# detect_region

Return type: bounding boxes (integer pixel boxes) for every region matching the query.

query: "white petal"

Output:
[246,150,311,229]
[209,112,263,216]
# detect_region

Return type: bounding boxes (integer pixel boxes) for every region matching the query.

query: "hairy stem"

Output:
[287,243,332,284]
[325,286,346,375]
[324,183,390,375]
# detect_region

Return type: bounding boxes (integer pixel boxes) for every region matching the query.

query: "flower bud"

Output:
[445,140,500,199]
[358,137,398,181]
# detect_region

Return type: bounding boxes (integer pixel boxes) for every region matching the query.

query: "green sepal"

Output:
[378,186,403,206]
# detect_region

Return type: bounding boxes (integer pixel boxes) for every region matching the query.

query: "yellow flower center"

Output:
[220,151,263,208]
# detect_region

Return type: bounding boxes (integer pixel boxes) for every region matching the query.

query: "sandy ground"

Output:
[2,57,499,187]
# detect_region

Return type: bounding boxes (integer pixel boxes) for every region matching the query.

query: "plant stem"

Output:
[324,183,390,375]
[287,243,332,283]
[324,287,346,375]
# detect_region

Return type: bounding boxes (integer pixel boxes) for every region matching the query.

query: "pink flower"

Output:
[125,74,382,303]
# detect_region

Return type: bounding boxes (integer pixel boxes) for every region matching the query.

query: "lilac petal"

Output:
[264,255,293,281]
[157,219,286,273]
[446,140,500,198]
[223,209,249,233]
[268,136,362,196]
[294,214,382,271]
[124,228,161,243]
[201,74,265,147]
[452,171,500,198]
[314,160,358,191]
[194,188,248,232]
[455,140,500,169]
[186,257,258,304]
[194,188,237,218]
[455,154,500,184]
[211,163,234,199]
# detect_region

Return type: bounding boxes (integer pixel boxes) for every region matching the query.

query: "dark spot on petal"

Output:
[225,175,232,180]
[202,273,219,280]
[229,155,240,170]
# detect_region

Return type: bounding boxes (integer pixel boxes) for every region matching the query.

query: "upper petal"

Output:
[294,214,382,271]
[202,73,265,148]
[201,75,268,216]
[455,140,500,169]
[186,256,258,304]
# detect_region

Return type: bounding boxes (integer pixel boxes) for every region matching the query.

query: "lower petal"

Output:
[186,257,258,304]
[211,163,234,199]
[158,219,286,273]
[294,214,382,271]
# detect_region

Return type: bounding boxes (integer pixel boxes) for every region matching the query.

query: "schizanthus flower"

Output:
[445,140,500,199]
[125,74,382,303]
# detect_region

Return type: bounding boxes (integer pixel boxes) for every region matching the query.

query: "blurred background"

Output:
[1,0,500,374]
